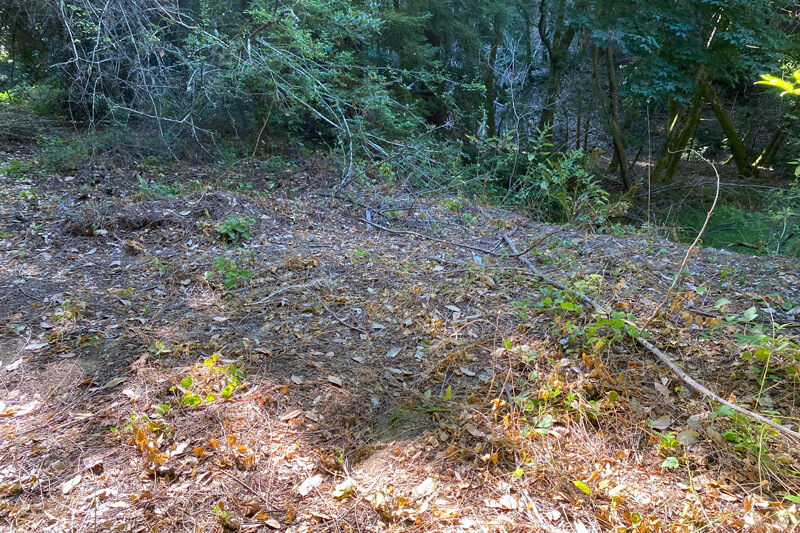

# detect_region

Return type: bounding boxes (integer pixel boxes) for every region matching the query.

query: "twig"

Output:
[635,336,800,440]
[305,290,367,335]
[251,105,272,158]
[502,233,800,442]
[361,218,498,256]
[17,286,40,301]
[642,151,720,332]
[361,218,553,259]
[214,468,282,512]
[249,280,324,305]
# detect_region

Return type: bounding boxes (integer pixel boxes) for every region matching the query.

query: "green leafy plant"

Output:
[212,502,231,523]
[205,256,252,289]
[137,176,183,198]
[173,353,245,406]
[3,159,31,181]
[352,247,371,262]
[710,404,781,468]
[216,214,255,242]
[514,146,617,227]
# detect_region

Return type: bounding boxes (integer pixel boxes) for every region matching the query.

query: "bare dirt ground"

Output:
[1,144,799,532]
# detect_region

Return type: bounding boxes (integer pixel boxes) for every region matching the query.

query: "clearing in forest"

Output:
[1,152,799,532]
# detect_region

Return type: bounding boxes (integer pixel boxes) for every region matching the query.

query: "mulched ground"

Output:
[1,146,799,532]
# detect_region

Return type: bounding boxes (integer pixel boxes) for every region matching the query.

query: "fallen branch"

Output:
[359,208,800,441]
[360,218,554,259]
[360,218,499,256]
[502,234,800,442]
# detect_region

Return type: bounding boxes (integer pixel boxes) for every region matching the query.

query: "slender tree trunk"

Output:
[754,101,797,168]
[703,78,755,177]
[609,102,638,173]
[484,14,501,139]
[592,45,631,189]
[521,8,534,83]
[755,128,786,168]
[663,91,703,183]
[583,110,591,152]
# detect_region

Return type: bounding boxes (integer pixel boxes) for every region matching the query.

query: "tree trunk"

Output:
[754,101,797,168]
[651,89,704,184]
[484,14,501,139]
[592,44,631,189]
[536,0,575,140]
[703,78,755,177]
[608,102,638,173]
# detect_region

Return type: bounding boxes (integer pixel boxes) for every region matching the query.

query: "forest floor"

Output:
[1,140,800,533]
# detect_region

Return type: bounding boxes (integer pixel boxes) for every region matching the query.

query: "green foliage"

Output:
[206,256,253,289]
[757,72,800,97]
[216,215,255,242]
[674,188,800,258]
[174,353,245,406]
[711,404,780,466]
[137,177,184,198]
[38,134,87,172]
[3,160,32,181]
[517,148,611,226]
[352,247,370,262]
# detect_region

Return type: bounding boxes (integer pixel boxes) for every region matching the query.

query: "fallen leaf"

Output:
[485,494,517,510]
[327,375,343,387]
[465,425,486,438]
[654,381,670,397]
[297,474,324,496]
[61,474,82,495]
[103,377,127,389]
[25,342,48,351]
[648,415,672,430]
[13,402,39,417]
[122,389,138,400]
[676,429,700,446]
[4,359,23,372]
[385,347,401,358]
[413,477,436,499]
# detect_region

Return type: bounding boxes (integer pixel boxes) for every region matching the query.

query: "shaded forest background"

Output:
[2,0,800,255]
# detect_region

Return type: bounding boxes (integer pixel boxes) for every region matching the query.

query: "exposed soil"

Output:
[1,147,799,532]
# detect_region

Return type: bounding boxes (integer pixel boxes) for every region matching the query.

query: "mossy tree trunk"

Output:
[651,87,704,184]
[608,102,638,173]
[592,44,631,190]
[703,77,756,178]
[754,101,796,168]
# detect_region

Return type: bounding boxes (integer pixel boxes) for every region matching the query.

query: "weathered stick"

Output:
[501,234,800,442]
